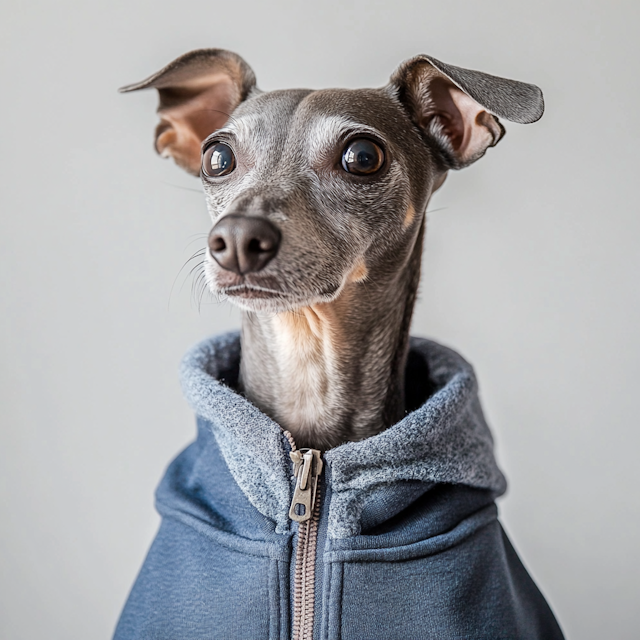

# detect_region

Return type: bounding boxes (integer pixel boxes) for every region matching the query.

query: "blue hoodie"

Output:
[114,332,564,640]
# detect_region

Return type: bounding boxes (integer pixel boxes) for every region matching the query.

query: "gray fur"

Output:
[122,49,544,450]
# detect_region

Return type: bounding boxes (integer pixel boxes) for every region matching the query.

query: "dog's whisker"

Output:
[187,259,206,278]
[183,235,209,250]
[190,268,206,306]
[196,273,214,312]
[191,268,209,310]
[168,248,208,311]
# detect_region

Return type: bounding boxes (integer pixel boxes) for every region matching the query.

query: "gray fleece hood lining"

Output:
[180,332,506,539]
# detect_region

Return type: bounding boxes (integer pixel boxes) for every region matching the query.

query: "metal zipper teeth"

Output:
[284,431,323,640]
[293,484,321,640]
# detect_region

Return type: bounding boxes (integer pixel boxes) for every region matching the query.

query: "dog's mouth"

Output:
[220,284,291,299]
[207,260,342,310]
[215,281,342,313]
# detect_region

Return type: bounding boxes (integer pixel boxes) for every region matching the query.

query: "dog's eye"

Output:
[202,143,236,178]
[341,139,384,175]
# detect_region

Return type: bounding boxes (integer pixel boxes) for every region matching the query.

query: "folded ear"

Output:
[388,55,544,169]
[120,49,257,175]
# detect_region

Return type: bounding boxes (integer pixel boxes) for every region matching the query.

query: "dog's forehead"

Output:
[227,89,310,140]
[295,88,401,126]
[226,87,402,148]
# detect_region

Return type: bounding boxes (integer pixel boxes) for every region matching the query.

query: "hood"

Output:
[179,331,506,539]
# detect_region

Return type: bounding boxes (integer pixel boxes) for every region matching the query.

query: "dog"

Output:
[114,49,563,640]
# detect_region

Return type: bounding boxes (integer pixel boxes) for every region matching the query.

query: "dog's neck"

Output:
[239,220,425,450]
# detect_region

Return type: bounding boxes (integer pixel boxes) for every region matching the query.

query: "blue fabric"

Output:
[114,332,564,639]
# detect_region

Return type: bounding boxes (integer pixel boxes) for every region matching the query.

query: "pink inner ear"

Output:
[449,87,496,160]
[422,77,503,166]
[155,74,239,176]
[425,79,466,149]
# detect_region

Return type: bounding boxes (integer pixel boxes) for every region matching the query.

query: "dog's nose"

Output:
[208,214,281,275]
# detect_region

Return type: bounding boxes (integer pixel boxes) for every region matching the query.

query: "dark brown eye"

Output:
[202,143,236,177]
[341,139,385,175]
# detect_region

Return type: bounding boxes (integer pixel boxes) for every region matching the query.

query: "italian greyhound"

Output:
[121,49,543,451]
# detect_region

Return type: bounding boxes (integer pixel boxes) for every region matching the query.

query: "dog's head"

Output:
[121,50,543,313]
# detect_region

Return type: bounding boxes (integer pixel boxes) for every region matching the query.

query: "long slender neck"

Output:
[240,222,425,450]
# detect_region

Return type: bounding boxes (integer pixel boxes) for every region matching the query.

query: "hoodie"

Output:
[114,332,564,640]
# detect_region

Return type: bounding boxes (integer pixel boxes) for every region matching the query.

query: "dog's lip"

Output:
[221,284,290,299]
[217,279,341,303]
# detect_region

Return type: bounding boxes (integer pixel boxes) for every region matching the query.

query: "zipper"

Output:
[285,432,323,640]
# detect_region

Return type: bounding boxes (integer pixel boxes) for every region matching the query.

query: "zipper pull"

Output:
[289,449,323,523]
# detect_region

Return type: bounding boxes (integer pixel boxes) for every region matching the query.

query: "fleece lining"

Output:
[180,331,506,538]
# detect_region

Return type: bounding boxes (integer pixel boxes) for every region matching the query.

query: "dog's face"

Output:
[121,50,543,313]
[200,88,436,313]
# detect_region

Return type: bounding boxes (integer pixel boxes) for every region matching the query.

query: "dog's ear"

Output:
[120,49,257,175]
[388,55,544,169]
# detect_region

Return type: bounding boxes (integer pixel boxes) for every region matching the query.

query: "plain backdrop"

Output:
[1,1,639,638]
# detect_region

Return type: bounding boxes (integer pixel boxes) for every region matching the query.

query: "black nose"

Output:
[208,214,281,275]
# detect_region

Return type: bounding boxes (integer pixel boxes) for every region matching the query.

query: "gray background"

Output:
[1,0,639,638]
